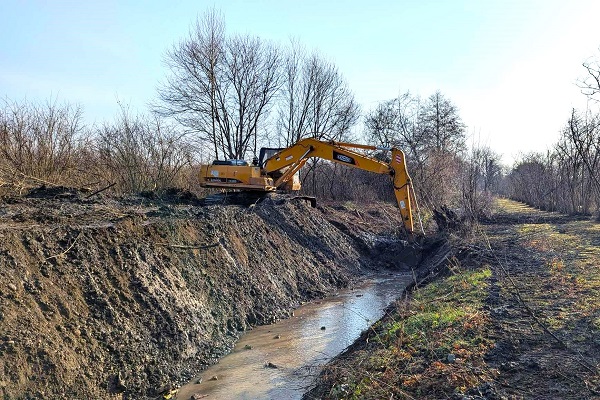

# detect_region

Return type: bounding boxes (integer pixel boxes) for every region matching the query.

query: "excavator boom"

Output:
[261,138,414,233]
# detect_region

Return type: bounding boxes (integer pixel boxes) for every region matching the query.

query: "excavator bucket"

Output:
[390,149,414,235]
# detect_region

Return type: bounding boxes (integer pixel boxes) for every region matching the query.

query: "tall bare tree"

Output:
[364,91,424,160]
[417,91,467,208]
[555,131,591,214]
[223,34,281,158]
[565,109,600,214]
[277,44,359,146]
[418,91,466,154]
[156,10,281,160]
[364,91,467,209]
[277,40,308,146]
[155,9,224,158]
[580,48,600,101]
[276,44,360,196]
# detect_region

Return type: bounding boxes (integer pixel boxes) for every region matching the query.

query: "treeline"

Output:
[506,53,600,218]
[1,90,497,221]
[506,109,600,217]
[0,100,194,194]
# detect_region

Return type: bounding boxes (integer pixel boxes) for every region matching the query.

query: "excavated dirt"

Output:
[0,188,418,399]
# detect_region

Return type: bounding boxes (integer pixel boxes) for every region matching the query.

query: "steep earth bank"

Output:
[0,189,416,399]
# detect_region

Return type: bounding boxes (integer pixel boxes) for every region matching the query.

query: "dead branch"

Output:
[154,242,219,250]
[85,182,116,199]
[45,232,82,260]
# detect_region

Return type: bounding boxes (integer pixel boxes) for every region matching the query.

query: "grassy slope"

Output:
[309,199,600,399]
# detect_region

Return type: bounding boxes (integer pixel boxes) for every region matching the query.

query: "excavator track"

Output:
[202,191,266,206]
[202,192,316,208]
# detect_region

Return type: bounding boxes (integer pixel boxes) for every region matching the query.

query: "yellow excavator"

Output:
[199,138,416,235]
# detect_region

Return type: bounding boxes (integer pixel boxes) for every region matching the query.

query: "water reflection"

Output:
[176,274,411,400]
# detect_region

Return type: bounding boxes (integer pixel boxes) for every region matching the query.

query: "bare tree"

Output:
[277,45,359,145]
[155,9,224,158]
[417,92,467,208]
[364,92,425,163]
[0,97,87,185]
[477,146,503,192]
[306,54,359,141]
[580,48,600,101]
[276,45,360,196]
[418,91,466,154]
[555,133,590,214]
[364,91,467,210]
[277,40,309,146]
[564,108,600,215]
[223,34,281,158]
[156,9,281,160]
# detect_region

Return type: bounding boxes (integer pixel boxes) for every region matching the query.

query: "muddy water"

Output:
[176,274,412,400]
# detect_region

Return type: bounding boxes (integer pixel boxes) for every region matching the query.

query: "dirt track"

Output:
[480,200,600,399]
[0,188,416,399]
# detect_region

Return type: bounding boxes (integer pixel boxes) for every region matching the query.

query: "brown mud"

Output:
[0,188,419,399]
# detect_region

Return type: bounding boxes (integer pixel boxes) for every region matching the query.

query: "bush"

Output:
[95,108,195,193]
[0,98,88,189]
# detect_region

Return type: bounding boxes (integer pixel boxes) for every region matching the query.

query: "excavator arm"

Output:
[262,138,415,234]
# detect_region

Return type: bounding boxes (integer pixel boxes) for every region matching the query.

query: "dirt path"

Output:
[480,199,600,399]
[307,199,600,399]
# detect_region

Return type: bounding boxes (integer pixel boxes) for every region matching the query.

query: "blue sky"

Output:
[2,0,600,163]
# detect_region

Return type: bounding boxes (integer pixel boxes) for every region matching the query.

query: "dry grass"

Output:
[313,262,496,399]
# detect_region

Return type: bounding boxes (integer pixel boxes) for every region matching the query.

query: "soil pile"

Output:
[0,189,414,399]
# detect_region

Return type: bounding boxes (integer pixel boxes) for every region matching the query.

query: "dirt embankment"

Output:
[0,189,415,399]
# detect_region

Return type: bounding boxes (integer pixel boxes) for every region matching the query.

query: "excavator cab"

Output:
[258,147,301,191]
[258,147,284,167]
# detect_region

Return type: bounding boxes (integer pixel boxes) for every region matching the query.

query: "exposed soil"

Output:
[0,188,418,399]
[306,199,600,399]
